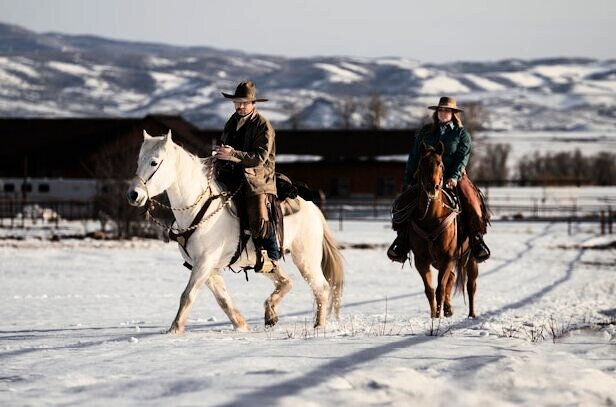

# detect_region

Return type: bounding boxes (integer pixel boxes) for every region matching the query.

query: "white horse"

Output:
[127,130,344,334]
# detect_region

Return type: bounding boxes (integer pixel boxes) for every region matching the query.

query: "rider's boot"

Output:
[254,229,280,273]
[387,233,408,263]
[471,234,490,263]
[256,250,278,273]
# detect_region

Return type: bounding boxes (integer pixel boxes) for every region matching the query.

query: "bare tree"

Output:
[336,96,358,129]
[286,101,303,130]
[515,149,616,185]
[469,143,511,184]
[462,101,493,180]
[592,152,616,185]
[462,101,490,134]
[83,135,162,238]
[366,93,387,129]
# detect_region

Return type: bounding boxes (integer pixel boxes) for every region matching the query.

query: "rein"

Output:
[142,160,243,235]
[412,165,461,262]
[146,185,241,235]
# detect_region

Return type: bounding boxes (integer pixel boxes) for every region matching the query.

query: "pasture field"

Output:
[1,220,615,406]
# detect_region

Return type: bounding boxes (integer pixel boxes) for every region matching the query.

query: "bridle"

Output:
[416,159,445,220]
[135,159,166,202]
[135,156,241,234]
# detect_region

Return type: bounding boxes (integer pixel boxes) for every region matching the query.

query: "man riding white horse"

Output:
[214,80,279,273]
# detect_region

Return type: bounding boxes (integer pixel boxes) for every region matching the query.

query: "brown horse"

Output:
[406,143,479,319]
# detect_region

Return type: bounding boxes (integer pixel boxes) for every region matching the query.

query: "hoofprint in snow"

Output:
[1,220,615,406]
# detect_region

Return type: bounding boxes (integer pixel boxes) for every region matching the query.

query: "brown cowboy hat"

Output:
[221,80,268,102]
[428,96,463,112]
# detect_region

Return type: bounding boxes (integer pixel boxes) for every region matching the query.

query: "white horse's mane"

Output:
[175,144,211,174]
[143,136,214,191]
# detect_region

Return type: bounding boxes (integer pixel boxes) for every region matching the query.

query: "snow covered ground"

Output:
[1,220,615,406]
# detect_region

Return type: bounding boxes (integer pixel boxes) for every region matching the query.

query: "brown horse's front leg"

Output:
[416,258,437,318]
[436,260,456,318]
[444,266,457,318]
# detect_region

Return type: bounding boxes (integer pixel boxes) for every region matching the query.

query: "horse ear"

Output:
[164,130,173,145]
[436,141,444,155]
[420,142,428,154]
[143,130,152,139]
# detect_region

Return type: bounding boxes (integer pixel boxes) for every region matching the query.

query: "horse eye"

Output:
[150,160,157,166]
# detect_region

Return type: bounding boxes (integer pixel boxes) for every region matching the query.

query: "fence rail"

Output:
[1,197,613,235]
[0,199,97,228]
[322,199,613,221]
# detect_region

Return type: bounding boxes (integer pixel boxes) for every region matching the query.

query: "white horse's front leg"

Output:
[205,272,249,332]
[168,262,212,335]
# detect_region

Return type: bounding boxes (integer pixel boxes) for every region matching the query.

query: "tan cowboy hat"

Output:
[428,96,463,112]
[221,80,268,102]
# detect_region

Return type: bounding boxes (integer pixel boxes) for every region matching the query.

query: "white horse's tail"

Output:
[319,211,344,318]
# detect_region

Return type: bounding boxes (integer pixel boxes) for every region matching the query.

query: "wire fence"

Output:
[321,196,614,235]
[1,195,614,235]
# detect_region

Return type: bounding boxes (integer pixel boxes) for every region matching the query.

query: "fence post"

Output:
[338,206,344,232]
[10,200,14,228]
[373,198,378,219]
[600,210,605,235]
[609,206,613,235]
[54,202,60,229]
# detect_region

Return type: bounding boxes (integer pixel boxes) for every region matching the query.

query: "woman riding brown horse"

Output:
[388,96,490,264]
[399,142,480,318]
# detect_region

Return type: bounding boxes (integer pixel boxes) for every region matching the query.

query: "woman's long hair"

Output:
[430,110,463,131]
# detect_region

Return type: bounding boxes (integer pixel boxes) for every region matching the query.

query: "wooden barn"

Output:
[0,115,209,179]
[200,128,414,199]
[1,117,414,201]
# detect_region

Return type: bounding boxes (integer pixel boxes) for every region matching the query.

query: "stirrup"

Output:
[255,250,277,273]
[387,242,408,263]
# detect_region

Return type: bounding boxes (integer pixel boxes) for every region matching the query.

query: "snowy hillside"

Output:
[0,22,615,131]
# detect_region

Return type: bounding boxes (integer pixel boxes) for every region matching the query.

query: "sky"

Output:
[0,0,615,62]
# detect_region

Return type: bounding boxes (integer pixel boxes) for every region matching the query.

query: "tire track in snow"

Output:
[219,226,591,407]
[480,221,556,279]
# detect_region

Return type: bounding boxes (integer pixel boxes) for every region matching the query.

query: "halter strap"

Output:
[137,159,165,196]
[168,194,224,248]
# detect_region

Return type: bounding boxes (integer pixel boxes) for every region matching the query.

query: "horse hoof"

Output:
[233,323,249,332]
[265,316,278,327]
[166,327,184,335]
[468,314,477,319]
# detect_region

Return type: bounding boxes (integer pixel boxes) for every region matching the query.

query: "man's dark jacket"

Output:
[219,110,276,197]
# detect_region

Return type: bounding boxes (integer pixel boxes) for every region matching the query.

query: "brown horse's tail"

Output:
[454,238,475,297]
[319,211,344,318]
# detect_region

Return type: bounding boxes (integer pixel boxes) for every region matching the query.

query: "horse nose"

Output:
[127,190,138,203]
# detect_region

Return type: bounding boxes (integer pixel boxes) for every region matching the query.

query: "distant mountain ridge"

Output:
[1,22,614,131]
